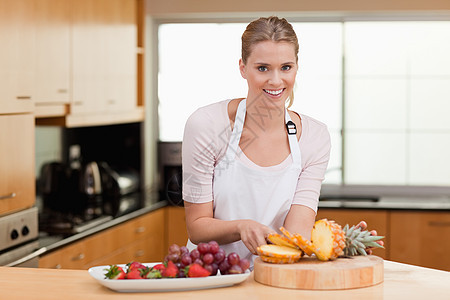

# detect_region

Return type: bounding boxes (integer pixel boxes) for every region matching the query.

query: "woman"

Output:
[182,16,330,264]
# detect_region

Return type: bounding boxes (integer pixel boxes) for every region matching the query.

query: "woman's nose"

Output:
[268,70,283,85]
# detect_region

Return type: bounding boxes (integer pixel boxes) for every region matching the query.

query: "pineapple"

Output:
[310,219,384,261]
[342,223,385,256]
[265,219,385,263]
[311,219,346,261]
[267,233,299,250]
[256,244,303,264]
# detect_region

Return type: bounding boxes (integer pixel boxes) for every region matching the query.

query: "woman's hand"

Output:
[237,220,276,255]
[355,221,385,255]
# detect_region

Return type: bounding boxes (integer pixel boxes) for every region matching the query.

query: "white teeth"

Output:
[264,89,283,96]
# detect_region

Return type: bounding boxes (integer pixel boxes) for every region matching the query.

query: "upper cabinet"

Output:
[34,0,144,127]
[34,0,71,116]
[0,0,35,114]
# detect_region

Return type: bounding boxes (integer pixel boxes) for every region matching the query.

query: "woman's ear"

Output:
[239,58,247,79]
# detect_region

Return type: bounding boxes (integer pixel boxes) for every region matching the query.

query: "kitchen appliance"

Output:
[0,207,39,267]
[39,160,141,235]
[158,141,183,206]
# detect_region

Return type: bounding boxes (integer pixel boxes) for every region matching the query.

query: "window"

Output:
[157,20,450,186]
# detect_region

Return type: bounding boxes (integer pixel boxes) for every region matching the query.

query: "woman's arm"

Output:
[283,204,316,240]
[184,201,275,254]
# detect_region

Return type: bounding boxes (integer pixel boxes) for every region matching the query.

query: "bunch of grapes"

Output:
[164,241,250,277]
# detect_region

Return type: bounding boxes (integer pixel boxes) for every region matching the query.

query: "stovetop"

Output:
[39,210,113,236]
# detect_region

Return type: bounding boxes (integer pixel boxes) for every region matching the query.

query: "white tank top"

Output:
[188,99,302,266]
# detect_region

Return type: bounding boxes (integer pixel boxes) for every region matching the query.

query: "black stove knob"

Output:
[10,229,19,240]
[22,225,30,236]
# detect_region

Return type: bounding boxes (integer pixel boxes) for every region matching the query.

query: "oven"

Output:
[0,207,40,267]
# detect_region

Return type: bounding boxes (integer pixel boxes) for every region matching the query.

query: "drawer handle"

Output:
[135,227,146,233]
[107,99,116,105]
[55,264,62,269]
[71,253,85,261]
[57,89,68,94]
[16,96,31,100]
[135,250,144,257]
[0,192,16,200]
[428,221,450,227]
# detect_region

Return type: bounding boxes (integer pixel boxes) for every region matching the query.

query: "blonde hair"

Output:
[241,16,299,108]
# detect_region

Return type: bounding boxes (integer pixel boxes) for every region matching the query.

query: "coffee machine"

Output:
[158,142,183,206]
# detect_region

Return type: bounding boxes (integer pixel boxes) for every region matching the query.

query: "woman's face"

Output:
[239,40,298,106]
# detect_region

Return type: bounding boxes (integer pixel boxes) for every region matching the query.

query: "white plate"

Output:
[88,263,251,293]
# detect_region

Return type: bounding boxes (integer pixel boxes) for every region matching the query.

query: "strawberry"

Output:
[104,265,126,280]
[126,268,147,279]
[127,261,146,272]
[162,260,179,278]
[152,263,166,271]
[185,263,211,278]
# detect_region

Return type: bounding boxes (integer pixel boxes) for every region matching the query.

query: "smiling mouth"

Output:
[263,88,284,96]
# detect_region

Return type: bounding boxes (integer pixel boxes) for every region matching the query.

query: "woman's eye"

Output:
[282,65,291,71]
[258,66,268,72]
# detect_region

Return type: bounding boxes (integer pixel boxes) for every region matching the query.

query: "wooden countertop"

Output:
[1,260,449,299]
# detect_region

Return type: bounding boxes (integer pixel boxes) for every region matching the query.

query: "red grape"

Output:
[181,253,192,266]
[227,252,240,265]
[166,253,179,263]
[218,258,230,274]
[211,263,219,276]
[168,244,181,255]
[208,241,220,254]
[180,246,189,255]
[197,242,210,254]
[228,264,243,274]
[203,264,213,274]
[193,258,204,266]
[202,253,214,265]
[214,250,225,264]
[190,249,200,260]
[239,258,250,272]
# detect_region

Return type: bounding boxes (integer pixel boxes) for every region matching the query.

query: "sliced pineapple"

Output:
[279,227,314,256]
[267,233,299,249]
[259,255,300,264]
[256,244,303,261]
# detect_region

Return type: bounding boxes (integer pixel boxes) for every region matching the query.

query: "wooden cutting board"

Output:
[253,255,383,290]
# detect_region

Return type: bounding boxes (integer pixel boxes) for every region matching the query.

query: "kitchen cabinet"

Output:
[34,0,144,126]
[0,114,35,216]
[34,0,71,117]
[389,211,450,271]
[166,206,189,249]
[316,208,389,259]
[39,209,165,269]
[0,0,35,114]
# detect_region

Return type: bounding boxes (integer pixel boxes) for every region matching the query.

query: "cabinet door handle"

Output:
[57,89,68,94]
[71,253,85,261]
[135,227,146,233]
[135,250,144,257]
[0,192,16,200]
[55,264,62,269]
[428,221,450,227]
[16,96,31,100]
[107,99,116,105]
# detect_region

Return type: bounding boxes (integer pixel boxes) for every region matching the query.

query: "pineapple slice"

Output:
[311,219,346,261]
[267,233,299,249]
[259,255,299,264]
[279,227,314,256]
[256,244,303,262]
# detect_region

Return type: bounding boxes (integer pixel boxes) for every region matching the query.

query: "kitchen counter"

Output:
[1,260,449,299]
[7,200,168,267]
